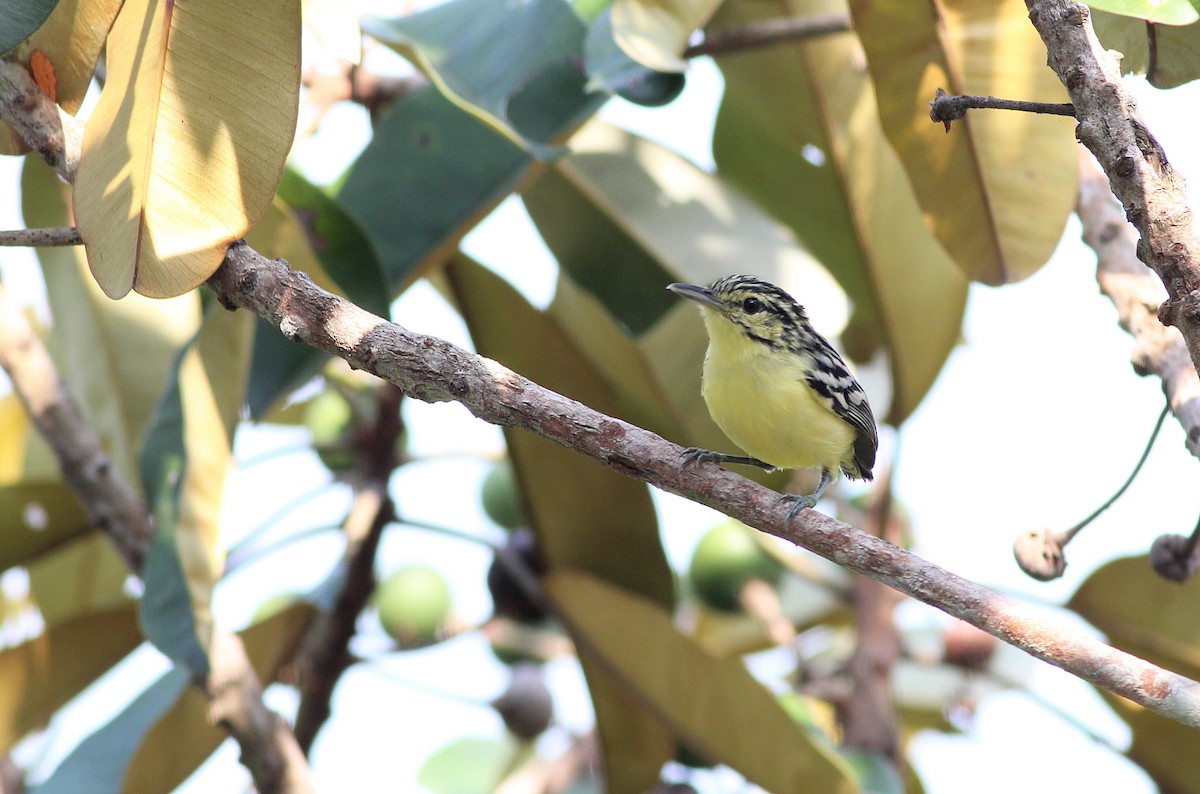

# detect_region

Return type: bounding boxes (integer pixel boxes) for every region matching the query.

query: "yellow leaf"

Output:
[173,308,254,653]
[544,571,858,793]
[612,0,723,72]
[851,0,1078,284]
[24,157,201,489]
[0,606,141,751]
[73,0,301,298]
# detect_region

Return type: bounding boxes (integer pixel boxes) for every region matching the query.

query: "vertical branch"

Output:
[293,384,403,752]
[1075,149,1200,455]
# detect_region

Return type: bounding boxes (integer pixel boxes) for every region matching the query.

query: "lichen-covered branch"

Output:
[1025,0,1200,378]
[208,243,1200,729]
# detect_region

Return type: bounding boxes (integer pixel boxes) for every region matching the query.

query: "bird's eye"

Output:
[742,297,763,314]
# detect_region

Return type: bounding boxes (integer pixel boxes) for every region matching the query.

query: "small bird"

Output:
[668,275,878,517]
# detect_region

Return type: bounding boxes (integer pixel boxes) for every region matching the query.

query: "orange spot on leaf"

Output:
[30,51,57,102]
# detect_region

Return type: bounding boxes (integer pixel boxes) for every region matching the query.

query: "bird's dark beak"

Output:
[667,282,722,310]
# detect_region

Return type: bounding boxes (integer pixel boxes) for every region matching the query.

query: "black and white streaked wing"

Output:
[801,338,879,480]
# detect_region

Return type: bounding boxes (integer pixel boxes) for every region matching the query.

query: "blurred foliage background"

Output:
[3,0,1200,791]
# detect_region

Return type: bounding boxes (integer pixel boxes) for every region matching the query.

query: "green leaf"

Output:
[337,84,532,287]
[711,0,968,425]
[362,0,604,151]
[1086,0,1198,24]
[544,571,858,793]
[246,318,328,419]
[0,606,143,753]
[584,8,686,106]
[0,0,61,54]
[610,0,723,72]
[1091,10,1200,88]
[22,157,201,489]
[121,604,317,793]
[850,0,1078,284]
[1096,689,1200,792]
[418,737,521,793]
[276,166,391,317]
[28,668,191,794]
[444,254,676,792]
[28,534,131,629]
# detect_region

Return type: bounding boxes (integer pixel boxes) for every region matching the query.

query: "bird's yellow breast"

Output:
[699,310,855,471]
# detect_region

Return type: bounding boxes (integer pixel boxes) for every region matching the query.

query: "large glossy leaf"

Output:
[444,254,675,792]
[0,0,60,55]
[0,605,142,752]
[362,0,604,151]
[122,604,317,793]
[337,84,532,288]
[23,157,201,488]
[139,308,253,674]
[545,571,858,793]
[275,166,390,317]
[711,0,968,425]
[1091,10,1200,88]
[73,0,300,297]
[525,120,845,336]
[850,0,1078,284]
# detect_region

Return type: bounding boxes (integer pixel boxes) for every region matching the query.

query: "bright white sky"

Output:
[3,14,1200,794]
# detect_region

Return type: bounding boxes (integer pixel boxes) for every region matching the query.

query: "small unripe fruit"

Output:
[481,459,526,530]
[305,389,356,472]
[688,521,782,612]
[376,566,452,647]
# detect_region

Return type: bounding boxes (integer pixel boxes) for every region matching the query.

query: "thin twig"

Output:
[684,14,851,59]
[0,227,83,247]
[207,242,1200,729]
[928,87,1075,131]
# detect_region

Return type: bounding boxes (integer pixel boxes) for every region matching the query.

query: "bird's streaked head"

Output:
[667,275,808,351]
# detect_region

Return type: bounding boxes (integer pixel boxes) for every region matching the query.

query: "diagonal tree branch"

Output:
[1024,0,1200,380]
[5,47,1200,731]
[207,243,1200,729]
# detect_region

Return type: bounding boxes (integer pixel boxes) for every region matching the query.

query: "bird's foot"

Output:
[681,448,774,471]
[780,493,817,521]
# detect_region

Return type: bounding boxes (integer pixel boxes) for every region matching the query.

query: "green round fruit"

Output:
[688,520,782,612]
[481,459,526,530]
[376,566,452,646]
[305,389,357,472]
